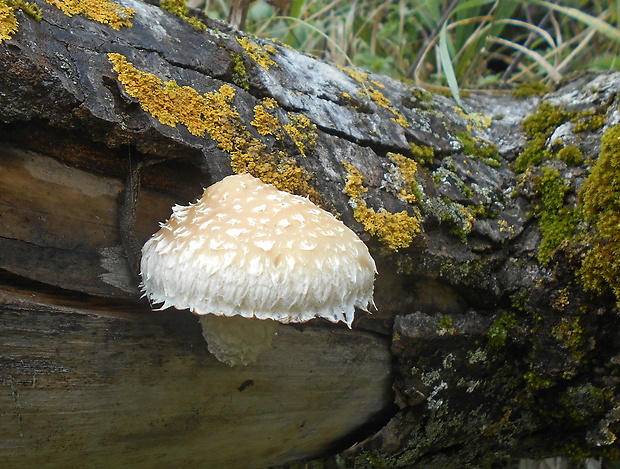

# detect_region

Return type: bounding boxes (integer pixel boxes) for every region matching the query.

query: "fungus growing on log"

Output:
[140,173,377,366]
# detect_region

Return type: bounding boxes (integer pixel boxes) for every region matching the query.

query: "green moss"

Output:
[534,167,580,264]
[470,204,497,219]
[512,81,549,98]
[160,0,205,30]
[487,311,516,349]
[230,53,249,91]
[573,110,605,133]
[556,145,584,166]
[20,0,40,17]
[513,103,581,173]
[409,142,434,168]
[563,443,594,462]
[411,87,433,103]
[513,135,551,173]
[551,317,584,354]
[522,103,575,139]
[355,451,389,468]
[455,131,501,167]
[578,124,620,305]
[524,369,552,393]
[510,291,528,313]
[556,384,612,423]
[437,315,454,333]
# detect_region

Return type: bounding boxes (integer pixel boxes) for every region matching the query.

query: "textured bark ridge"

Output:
[1,0,619,467]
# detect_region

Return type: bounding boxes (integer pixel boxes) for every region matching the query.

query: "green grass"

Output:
[195,0,620,90]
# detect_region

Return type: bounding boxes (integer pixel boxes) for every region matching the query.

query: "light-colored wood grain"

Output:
[0,287,392,468]
[0,144,175,298]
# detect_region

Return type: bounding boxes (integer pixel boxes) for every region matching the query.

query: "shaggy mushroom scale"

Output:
[140,173,376,365]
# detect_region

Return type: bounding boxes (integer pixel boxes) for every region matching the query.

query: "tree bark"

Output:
[0,1,619,467]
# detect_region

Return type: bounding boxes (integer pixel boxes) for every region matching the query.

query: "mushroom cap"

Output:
[140,173,376,327]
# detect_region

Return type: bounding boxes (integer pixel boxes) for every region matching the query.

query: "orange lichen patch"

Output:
[343,161,421,250]
[341,67,409,128]
[237,36,278,70]
[108,53,319,201]
[45,0,134,29]
[0,1,18,42]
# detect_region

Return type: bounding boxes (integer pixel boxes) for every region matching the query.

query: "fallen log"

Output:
[1,0,619,467]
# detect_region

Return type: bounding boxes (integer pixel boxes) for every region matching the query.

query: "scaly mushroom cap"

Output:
[140,173,376,327]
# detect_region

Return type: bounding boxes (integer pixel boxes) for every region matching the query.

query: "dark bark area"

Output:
[0,1,619,467]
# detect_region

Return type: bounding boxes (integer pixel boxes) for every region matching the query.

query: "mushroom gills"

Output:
[198,315,278,366]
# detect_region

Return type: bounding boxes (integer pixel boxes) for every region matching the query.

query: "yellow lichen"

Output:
[45,0,134,29]
[0,0,42,43]
[108,53,319,202]
[388,153,419,204]
[251,105,317,157]
[283,114,317,157]
[343,161,421,251]
[160,0,205,30]
[251,105,280,136]
[108,53,239,138]
[341,67,409,128]
[262,97,279,109]
[0,1,18,42]
[236,36,278,70]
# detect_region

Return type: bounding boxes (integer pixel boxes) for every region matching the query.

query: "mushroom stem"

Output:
[198,315,279,366]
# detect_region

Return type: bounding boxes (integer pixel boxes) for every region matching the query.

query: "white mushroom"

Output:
[140,173,376,366]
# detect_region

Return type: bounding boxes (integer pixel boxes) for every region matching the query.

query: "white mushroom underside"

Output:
[140,173,376,328]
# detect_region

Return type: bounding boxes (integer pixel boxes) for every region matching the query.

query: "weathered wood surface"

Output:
[1,0,620,467]
[0,285,391,469]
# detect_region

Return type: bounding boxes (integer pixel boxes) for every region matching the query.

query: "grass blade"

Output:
[439,23,465,108]
[488,35,562,81]
[529,0,620,42]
